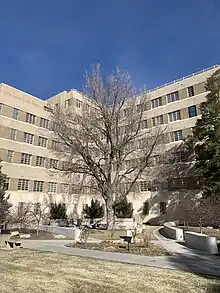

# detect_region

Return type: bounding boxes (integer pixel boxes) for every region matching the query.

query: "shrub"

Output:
[0,163,12,227]
[113,198,133,218]
[50,203,67,220]
[83,199,104,222]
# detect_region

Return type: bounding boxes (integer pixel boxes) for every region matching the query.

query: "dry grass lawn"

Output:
[89,229,126,240]
[0,249,220,293]
[89,226,158,241]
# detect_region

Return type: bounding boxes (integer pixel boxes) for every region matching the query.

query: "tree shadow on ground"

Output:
[161,239,220,292]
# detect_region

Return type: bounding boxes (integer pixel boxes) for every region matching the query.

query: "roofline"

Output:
[146,64,220,94]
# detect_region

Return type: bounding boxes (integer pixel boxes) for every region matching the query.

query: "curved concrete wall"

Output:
[185,231,218,254]
[163,221,184,241]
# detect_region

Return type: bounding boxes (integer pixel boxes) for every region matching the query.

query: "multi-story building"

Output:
[0,65,219,222]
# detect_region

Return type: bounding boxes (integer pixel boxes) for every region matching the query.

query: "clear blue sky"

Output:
[0,0,219,99]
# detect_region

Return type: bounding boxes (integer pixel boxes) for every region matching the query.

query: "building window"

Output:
[169,110,181,122]
[7,150,14,163]
[33,181,44,192]
[188,105,197,118]
[0,103,3,113]
[160,202,167,215]
[168,178,188,190]
[12,108,19,119]
[40,118,49,129]
[61,161,69,171]
[76,99,82,108]
[139,181,149,192]
[65,99,71,108]
[62,184,70,194]
[48,182,57,193]
[123,108,129,118]
[23,132,34,144]
[136,103,147,113]
[82,204,88,211]
[187,86,194,97]
[38,136,47,148]
[51,140,61,150]
[34,181,44,193]
[10,128,17,140]
[26,113,36,124]
[151,97,162,108]
[175,151,187,163]
[167,91,179,103]
[34,202,41,214]
[49,159,58,169]
[152,115,164,126]
[17,179,29,191]
[3,177,10,190]
[20,153,32,165]
[140,120,148,129]
[36,156,45,167]
[170,130,183,142]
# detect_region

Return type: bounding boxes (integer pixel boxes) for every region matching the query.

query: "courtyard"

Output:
[0,249,220,293]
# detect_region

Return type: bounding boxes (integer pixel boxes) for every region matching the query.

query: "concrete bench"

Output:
[185,231,218,254]
[5,241,22,249]
[163,221,184,241]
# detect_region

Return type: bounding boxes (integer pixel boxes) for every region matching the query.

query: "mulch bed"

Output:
[68,241,171,256]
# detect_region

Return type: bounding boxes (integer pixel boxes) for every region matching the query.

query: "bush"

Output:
[0,163,12,227]
[84,199,104,222]
[113,198,133,218]
[50,203,67,220]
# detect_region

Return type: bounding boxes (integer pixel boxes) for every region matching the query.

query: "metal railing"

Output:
[146,64,219,93]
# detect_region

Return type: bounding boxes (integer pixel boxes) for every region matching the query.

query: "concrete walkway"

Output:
[21,238,220,277]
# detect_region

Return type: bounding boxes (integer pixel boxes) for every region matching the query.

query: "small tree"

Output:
[186,69,220,201]
[24,202,49,235]
[113,198,133,218]
[50,203,67,220]
[83,199,104,223]
[0,163,12,227]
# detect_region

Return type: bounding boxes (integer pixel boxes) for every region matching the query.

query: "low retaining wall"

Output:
[115,218,134,230]
[0,235,10,247]
[39,225,81,241]
[185,231,218,254]
[163,221,184,241]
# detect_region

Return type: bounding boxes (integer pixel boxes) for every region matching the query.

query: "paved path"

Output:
[21,238,220,277]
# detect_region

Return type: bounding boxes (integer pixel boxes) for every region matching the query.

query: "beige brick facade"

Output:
[0,65,219,220]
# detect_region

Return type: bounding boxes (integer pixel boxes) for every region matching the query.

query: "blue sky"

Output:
[0,0,219,99]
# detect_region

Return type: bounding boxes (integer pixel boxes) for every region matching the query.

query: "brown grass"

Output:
[89,226,159,241]
[0,249,220,293]
[89,229,126,240]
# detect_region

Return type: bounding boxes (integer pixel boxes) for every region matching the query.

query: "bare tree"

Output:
[24,202,49,235]
[10,202,49,234]
[50,64,167,229]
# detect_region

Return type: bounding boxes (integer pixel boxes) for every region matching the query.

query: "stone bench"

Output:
[163,221,184,241]
[5,241,22,249]
[185,231,218,254]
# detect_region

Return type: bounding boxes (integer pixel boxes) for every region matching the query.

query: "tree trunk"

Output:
[36,221,39,235]
[105,200,115,230]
